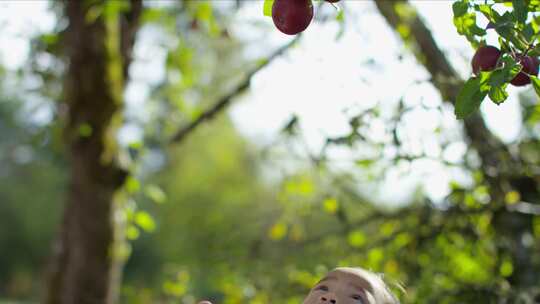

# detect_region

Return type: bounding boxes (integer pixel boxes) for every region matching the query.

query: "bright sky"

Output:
[0,0,527,205]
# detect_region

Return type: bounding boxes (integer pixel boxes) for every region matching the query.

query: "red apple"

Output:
[471,45,501,75]
[510,55,539,86]
[272,0,314,35]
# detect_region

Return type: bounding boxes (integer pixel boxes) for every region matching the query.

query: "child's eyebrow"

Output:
[349,280,374,294]
[350,283,367,292]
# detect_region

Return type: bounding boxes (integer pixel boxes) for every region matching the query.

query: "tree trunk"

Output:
[44,1,142,304]
[374,0,539,288]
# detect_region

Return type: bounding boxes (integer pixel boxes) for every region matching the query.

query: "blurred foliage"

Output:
[0,1,539,304]
[0,91,65,298]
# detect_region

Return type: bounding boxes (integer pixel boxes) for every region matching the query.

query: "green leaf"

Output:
[499,258,514,277]
[528,43,540,57]
[268,222,287,240]
[530,75,540,98]
[455,73,490,119]
[144,184,167,204]
[348,230,367,248]
[322,198,339,214]
[505,190,521,204]
[453,1,469,17]
[135,211,156,232]
[128,141,143,150]
[450,251,491,283]
[196,2,213,22]
[141,8,166,24]
[489,86,509,104]
[126,225,140,240]
[495,25,522,48]
[78,123,93,137]
[125,176,140,193]
[336,10,344,22]
[453,12,486,42]
[263,0,274,17]
[476,4,494,20]
[488,55,520,86]
[368,248,385,268]
[512,0,528,23]
[529,0,540,12]
[40,33,59,46]
[335,10,346,40]
[484,11,529,49]
[356,159,375,167]
[522,23,535,42]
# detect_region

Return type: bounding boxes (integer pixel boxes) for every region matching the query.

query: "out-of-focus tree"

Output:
[18,0,292,303]
[0,93,65,299]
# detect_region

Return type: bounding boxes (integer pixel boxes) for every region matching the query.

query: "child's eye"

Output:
[351,295,364,303]
[316,285,329,292]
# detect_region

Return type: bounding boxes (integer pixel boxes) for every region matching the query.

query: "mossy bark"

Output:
[44,1,142,304]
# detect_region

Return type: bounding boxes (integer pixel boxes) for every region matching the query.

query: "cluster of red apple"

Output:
[272,0,339,35]
[472,45,539,86]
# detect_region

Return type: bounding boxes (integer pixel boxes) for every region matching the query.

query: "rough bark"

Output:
[374,0,539,288]
[44,1,142,304]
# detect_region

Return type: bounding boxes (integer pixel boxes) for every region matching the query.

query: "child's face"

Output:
[302,269,375,304]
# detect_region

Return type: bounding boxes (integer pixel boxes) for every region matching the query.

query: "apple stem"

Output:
[523,42,535,57]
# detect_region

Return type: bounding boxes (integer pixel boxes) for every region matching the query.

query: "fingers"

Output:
[198,301,212,304]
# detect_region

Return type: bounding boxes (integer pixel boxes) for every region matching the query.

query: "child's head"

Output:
[302,267,399,304]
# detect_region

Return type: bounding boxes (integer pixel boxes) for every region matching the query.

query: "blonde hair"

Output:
[332,267,400,304]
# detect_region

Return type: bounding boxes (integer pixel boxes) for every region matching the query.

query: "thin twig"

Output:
[507,201,540,215]
[169,35,301,144]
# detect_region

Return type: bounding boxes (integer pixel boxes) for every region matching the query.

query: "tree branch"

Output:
[296,206,421,247]
[169,36,301,144]
[506,201,540,215]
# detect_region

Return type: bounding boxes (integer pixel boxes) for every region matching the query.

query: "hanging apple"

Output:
[510,54,539,86]
[471,45,501,75]
[272,0,314,35]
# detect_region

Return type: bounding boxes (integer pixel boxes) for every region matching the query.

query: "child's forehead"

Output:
[318,269,374,290]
